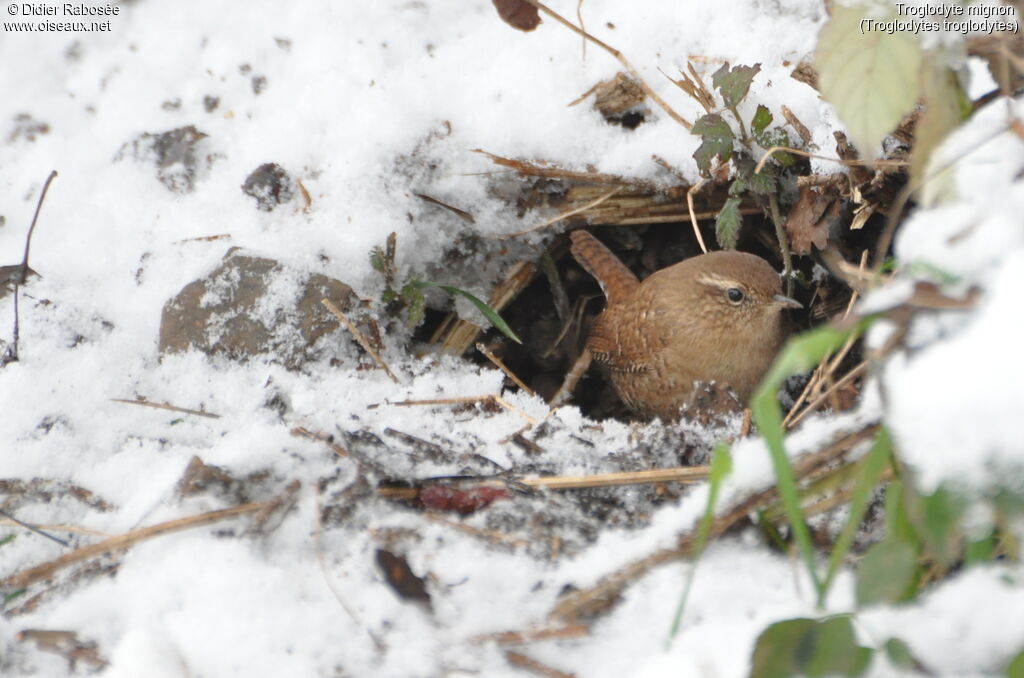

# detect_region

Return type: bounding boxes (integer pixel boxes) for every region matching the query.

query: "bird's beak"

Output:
[772,294,802,309]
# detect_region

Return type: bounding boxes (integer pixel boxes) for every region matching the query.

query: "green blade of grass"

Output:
[750,315,878,603]
[667,441,733,644]
[412,280,522,344]
[820,426,893,604]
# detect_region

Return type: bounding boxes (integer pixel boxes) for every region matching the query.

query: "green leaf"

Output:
[370,247,386,273]
[921,485,965,565]
[965,529,996,567]
[400,282,425,328]
[668,442,733,643]
[1007,648,1024,678]
[815,3,923,159]
[803,616,873,677]
[4,588,26,605]
[883,638,916,671]
[856,538,919,605]
[715,197,744,249]
[751,104,773,136]
[753,127,795,167]
[712,62,762,109]
[412,280,522,344]
[751,316,880,601]
[0,534,15,548]
[692,113,735,175]
[748,166,777,195]
[750,616,872,678]
[914,60,968,206]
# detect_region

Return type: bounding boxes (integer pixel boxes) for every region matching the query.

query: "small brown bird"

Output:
[570,230,801,420]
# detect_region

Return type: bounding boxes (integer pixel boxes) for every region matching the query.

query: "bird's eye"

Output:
[726,287,744,303]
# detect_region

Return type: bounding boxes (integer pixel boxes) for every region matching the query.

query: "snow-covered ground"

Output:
[2,1,1023,676]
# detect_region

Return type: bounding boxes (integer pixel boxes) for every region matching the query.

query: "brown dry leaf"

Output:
[376,549,433,610]
[492,0,541,32]
[785,184,841,255]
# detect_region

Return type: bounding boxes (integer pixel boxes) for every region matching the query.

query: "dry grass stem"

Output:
[421,512,530,548]
[172,233,232,244]
[476,342,536,396]
[505,650,577,678]
[473,149,649,187]
[471,624,590,645]
[321,298,400,384]
[110,397,221,419]
[518,0,692,131]
[549,348,592,408]
[499,187,622,239]
[753,145,909,175]
[391,394,538,426]
[430,260,537,356]
[686,178,710,254]
[547,424,879,623]
[0,521,110,538]
[377,465,710,500]
[2,502,273,590]
[290,426,350,458]
[314,485,387,652]
[784,251,868,429]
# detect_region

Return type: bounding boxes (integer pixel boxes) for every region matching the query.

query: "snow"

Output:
[2,1,1023,676]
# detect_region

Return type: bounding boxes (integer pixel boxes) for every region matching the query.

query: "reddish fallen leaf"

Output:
[492,0,541,32]
[418,484,509,514]
[785,184,842,255]
[375,549,432,610]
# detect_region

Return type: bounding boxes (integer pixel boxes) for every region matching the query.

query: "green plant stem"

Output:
[728,104,750,146]
[768,192,793,296]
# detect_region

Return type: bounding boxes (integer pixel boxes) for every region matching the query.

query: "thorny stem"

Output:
[519,0,693,130]
[768,193,793,296]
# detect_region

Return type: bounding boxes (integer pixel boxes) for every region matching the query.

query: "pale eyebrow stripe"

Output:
[695,273,740,290]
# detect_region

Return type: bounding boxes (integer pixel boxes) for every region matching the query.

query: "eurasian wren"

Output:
[570,230,801,420]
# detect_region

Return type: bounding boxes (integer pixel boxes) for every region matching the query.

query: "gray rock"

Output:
[159,251,357,368]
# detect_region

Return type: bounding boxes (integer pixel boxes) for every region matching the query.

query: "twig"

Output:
[518,0,692,130]
[2,170,58,365]
[1,502,271,590]
[476,342,535,396]
[16,171,58,285]
[498,187,622,239]
[322,298,400,384]
[110,397,220,419]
